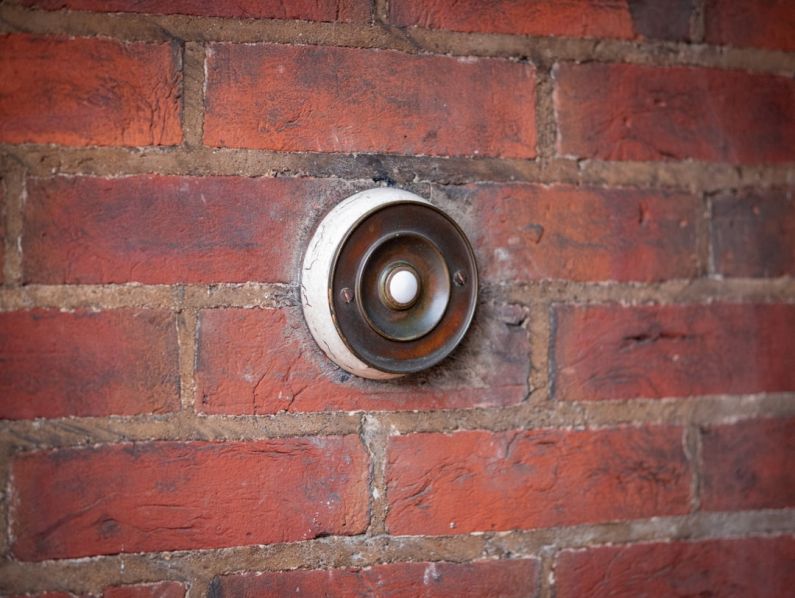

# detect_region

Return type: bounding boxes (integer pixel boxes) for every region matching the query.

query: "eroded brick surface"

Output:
[205,44,536,158]
[556,537,795,597]
[12,437,369,560]
[0,34,181,146]
[386,427,690,535]
[552,304,795,400]
[555,64,795,164]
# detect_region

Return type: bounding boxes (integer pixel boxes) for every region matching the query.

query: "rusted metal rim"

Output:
[331,200,478,375]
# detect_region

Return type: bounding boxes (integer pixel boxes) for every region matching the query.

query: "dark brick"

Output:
[556,537,795,597]
[702,418,795,512]
[712,189,795,277]
[628,0,693,42]
[391,0,634,39]
[553,304,795,400]
[20,0,371,22]
[555,63,795,164]
[212,560,538,597]
[705,0,795,52]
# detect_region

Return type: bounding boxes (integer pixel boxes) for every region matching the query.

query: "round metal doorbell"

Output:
[301,188,478,380]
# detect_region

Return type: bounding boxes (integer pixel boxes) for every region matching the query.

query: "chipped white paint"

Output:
[301,188,431,380]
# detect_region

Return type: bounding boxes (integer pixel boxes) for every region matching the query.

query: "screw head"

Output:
[453,270,467,286]
[340,287,354,303]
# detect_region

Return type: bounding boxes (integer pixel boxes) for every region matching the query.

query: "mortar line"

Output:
[360,413,389,536]
[374,0,388,24]
[2,278,795,312]
[686,423,704,513]
[0,443,13,559]
[2,509,794,595]
[705,191,718,277]
[526,301,549,404]
[1,3,794,75]
[178,308,199,411]
[688,188,709,279]
[534,64,557,160]
[5,145,794,193]
[537,545,556,598]
[1,160,25,287]
[690,0,707,44]
[1,393,792,451]
[182,41,206,148]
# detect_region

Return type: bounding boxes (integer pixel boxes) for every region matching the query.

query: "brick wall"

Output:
[1,0,794,596]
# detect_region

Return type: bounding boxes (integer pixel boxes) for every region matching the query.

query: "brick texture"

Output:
[701,418,795,512]
[0,309,179,419]
[705,0,795,52]
[390,0,693,41]
[554,63,795,164]
[196,304,529,414]
[552,304,795,401]
[23,175,354,284]
[0,34,181,147]
[386,427,690,535]
[390,0,634,39]
[461,183,700,283]
[1,1,793,595]
[204,44,536,158]
[21,0,371,22]
[9,582,186,598]
[555,537,795,597]
[211,560,538,597]
[0,184,4,284]
[12,437,368,560]
[712,189,795,277]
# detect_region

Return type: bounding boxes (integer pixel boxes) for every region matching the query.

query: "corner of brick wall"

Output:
[1,0,794,596]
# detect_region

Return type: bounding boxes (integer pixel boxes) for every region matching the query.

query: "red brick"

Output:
[23,175,354,284]
[712,189,795,278]
[556,537,795,597]
[701,418,795,512]
[103,582,185,598]
[0,184,4,285]
[211,559,538,597]
[554,63,795,164]
[390,0,633,38]
[196,304,529,414]
[0,309,179,420]
[21,0,370,22]
[459,184,699,283]
[552,304,795,401]
[204,44,535,158]
[7,583,184,598]
[705,0,795,52]
[0,34,181,147]
[386,427,690,535]
[391,0,693,41]
[12,437,368,560]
